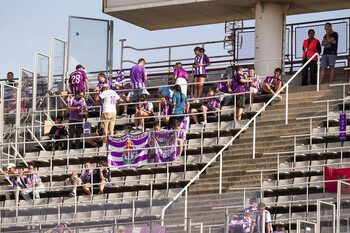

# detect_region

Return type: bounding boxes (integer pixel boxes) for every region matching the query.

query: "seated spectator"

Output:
[191,90,221,125]
[173,62,189,96]
[174,120,186,156]
[250,202,273,233]
[156,77,174,125]
[48,116,69,151]
[115,70,125,91]
[168,85,190,128]
[20,165,45,199]
[229,212,253,233]
[93,73,112,103]
[86,122,103,147]
[262,68,284,100]
[232,66,252,121]
[274,225,285,233]
[244,67,261,103]
[216,73,233,106]
[0,163,30,200]
[65,162,93,196]
[6,72,17,87]
[116,82,134,116]
[46,223,73,233]
[160,95,173,126]
[91,161,111,194]
[133,94,154,130]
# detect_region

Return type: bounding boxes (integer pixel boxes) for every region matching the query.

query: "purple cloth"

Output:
[139,102,154,115]
[68,97,88,121]
[69,70,88,95]
[232,73,246,96]
[26,173,41,186]
[207,98,221,111]
[9,173,27,188]
[80,170,92,182]
[130,65,147,89]
[244,206,258,213]
[97,79,112,90]
[194,54,210,75]
[245,75,262,94]
[229,216,252,233]
[174,68,189,81]
[264,76,284,88]
[149,131,178,163]
[216,82,230,93]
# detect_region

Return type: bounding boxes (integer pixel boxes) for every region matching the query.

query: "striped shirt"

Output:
[26,173,42,186]
[139,102,154,115]
[130,65,147,89]
[245,75,262,94]
[9,173,27,188]
[264,76,284,88]
[194,54,210,75]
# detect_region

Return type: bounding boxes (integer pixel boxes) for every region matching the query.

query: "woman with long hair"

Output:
[166,84,189,128]
[193,47,210,100]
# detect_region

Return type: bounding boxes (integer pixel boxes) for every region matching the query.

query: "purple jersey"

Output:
[207,98,221,111]
[161,96,173,116]
[216,82,230,93]
[68,97,88,121]
[139,102,154,115]
[194,54,210,75]
[264,76,284,88]
[174,68,189,81]
[9,173,27,188]
[69,70,88,95]
[232,73,246,96]
[229,216,252,233]
[245,75,262,94]
[26,173,41,186]
[97,79,112,90]
[130,65,147,89]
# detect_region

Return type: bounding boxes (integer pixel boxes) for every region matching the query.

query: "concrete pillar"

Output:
[253,2,289,77]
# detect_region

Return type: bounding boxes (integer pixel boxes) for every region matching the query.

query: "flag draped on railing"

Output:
[324,166,350,193]
[149,130,177,163]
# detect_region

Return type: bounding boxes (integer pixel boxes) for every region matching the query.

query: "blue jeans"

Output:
[321,54,336,67]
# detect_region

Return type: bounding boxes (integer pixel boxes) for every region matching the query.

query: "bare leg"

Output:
[103,125,108,144]
[134,110,140,127]
[177,139,184,156]
[236,108,244,121]
[201,105,208,122]
[319,66,326,84]
[250,87,254,104]
[83,183,91,195]
[197,77,205,98]
[274,80,283,93]
[329,66,334,83]
[194,78,198,98]
[99,180,106,194]
[262,83,275,94]
[191,109,199,124]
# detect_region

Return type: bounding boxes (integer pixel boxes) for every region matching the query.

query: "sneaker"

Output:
[276,95,283,100]
[347,91,350,95]
[137,125,142,130]
[202,121,207,125]
[71,175,79,184]
[69,191,75,197]
[132,126,137,130]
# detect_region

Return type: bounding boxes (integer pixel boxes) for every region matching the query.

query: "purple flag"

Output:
[340,113,347,140]
[149,131,177,163]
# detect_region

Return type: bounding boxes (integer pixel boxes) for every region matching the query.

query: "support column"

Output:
[253,2,289,77]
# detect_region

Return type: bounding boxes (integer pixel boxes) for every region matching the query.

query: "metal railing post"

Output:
[285,84,289,125]
[337,180,341,233]
[317,54,320,91]
[219,151,223,194]
[224,209,229,233]
[186,218,191,233]
[253,118,256,159]
[119,39,126,70]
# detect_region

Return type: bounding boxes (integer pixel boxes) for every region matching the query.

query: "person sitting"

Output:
[116,82,133,116]
[216,73,233,106]
[191,90,221,125]
[65,162,93,196]
[48,116,69,151]
[89,161,111,194]
[21,165,45,199]
[133,94,154,130]
[174,120,186,156]
[244,67,261,103]
[262,68,284,100]
[173,62,189,96]
[0,163,30,200]
[115,70,125,91]
[86,122,103,147]
[93,73,112,103]
[167,85,190,128]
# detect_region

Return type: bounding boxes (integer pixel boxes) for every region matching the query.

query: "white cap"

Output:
[7,163,16,170]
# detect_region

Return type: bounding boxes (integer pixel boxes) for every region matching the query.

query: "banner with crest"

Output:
[149,130,177,163]
[107,133,149,167]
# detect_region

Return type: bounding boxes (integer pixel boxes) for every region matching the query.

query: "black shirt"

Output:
[323,32,338,55]
[49,126,68,139]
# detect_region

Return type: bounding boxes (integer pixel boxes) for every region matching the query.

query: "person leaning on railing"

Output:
[167,84,190,129]
[20,164,45,199]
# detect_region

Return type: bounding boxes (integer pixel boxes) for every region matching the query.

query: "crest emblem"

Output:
[122,139,137,164]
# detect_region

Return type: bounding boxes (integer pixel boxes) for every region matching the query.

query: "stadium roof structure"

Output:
[103,0,350,30]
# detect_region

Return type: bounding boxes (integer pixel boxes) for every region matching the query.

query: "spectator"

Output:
[46,223,73,233]
[173,62,189,96]
[69,64,89,95]
[48,116,69,151]
[91,161,111,194]
[320,23,338,84]
[229,212,253,233]
[57,89,72,117]
[160,95,173,126]
[116,82,133,116]
[191,90,221,125]
[133,94,154,130]
[193,47,210,100]
[115,70,125,91]
[6,72,16,86]
[20,165,45,199]
[168,85,190,128]
[0,163,30,200]
[65,162,93,196]
[86,122,103,147]
[216,73,233,106]
[232,66,252,121]
[93,73,112,103]
[156,77,174,99]
[130,58,149,101]
[250,202,273,233]
[274,225,285,233]
[262,68,284,100]
[245,67,262,103]
[245,197,258,214]
[66,89,88,149]
[99,84,123,147]
[302,29,321,86]
[174,120,186,156]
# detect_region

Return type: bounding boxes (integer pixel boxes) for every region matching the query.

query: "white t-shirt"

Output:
[99,89,120,114]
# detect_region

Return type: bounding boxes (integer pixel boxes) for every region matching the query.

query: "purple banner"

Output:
[149,131,177,163]
[340,113,347,140]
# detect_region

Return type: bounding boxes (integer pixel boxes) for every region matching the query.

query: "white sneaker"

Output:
[132,126,137,130]
[137,125,142,130]
[276,95,283,100]
[202,121,207,125]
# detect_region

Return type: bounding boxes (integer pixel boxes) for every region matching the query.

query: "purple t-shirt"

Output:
[194,54,210,75]
[216,82,230,93]
[68,97,88,121]
[264,76,284,88]
[207,98,221,111]
[97,79,112,90]
[174,68,189,81]
[69,70,88,95]
[130,65,147,89]
[232,73,246,96]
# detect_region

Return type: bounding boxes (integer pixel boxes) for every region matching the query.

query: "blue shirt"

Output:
[159,86,173,98]
[172,92,187,115]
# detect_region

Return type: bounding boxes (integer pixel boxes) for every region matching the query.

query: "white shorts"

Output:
[175,77,188,96]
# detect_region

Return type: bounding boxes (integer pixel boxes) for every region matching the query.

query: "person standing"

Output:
[320,23,338,84]
[6,72,16,86]
[68,64,89,95]
[173,62,189,96]
[250,202,273,233]
[232,66,252,121]
[66,89,88,149]
[130,58,148,101]
[302,29,321,85]
[245,67,262,103]
[99,84,123,147]
[193,47,210,100]
[167,85,190,128]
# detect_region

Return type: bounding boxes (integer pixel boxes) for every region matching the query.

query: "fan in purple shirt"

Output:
[232,66,252,121]
[216,73,233,106]
[115,70,125,90]
[130,58,148,101]
[68,64,89,95]
[191,90,221,125]
[262,68,284,101]
[93,73,112,103]
[244,67,262,104]
[47,223,73,233]
[173,62,189,96]
[174,120,186,156]
[193,47,210,100]
[117,82,134,116]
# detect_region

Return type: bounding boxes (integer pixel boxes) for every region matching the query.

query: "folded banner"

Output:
[108,133,149,167]
[324,166,350,193]
[340,113,347,140]
[149,130,177,163]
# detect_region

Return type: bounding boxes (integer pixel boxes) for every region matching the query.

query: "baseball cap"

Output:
[222,73,229,79]
[7,163,16,170]
[102,84,110,88]
[76,64,85,70]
